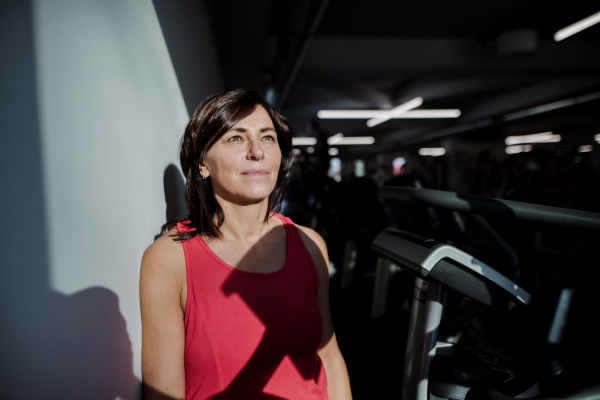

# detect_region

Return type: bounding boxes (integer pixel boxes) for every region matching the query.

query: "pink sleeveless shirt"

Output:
[177,213,328,399]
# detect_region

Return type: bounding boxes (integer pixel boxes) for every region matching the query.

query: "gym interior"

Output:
[2,0,600,399]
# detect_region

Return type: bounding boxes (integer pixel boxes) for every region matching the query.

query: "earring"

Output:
[202,173,206,180]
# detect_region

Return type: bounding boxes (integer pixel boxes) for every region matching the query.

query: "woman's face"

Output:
[203,106,282,206]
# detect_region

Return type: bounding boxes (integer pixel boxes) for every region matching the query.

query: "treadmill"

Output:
[372,187,600,400]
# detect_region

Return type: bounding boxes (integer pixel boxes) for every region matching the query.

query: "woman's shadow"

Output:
[164,164,189,221]
[1,165,192,400]
[2,282,141,400]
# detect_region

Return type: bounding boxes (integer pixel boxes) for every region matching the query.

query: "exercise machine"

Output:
[372,186,600,400]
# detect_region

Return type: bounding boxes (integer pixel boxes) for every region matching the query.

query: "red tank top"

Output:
[177,213,328,400]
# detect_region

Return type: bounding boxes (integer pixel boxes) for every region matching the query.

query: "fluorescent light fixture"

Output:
[506,145,532,154]
[334,137,375,145]
[578,145,593,153]
[367,97,423,127]
[505,132,561,145]
[317,109,461,119]
[319,110,376,119]
[328,148,339,156]
[595,134,600,143]
[396,109,461,118]
[327,133,344,145]
[554,11,600,41]
[292,137,317,146]
[419,147,446,157]
[327,133,375,145]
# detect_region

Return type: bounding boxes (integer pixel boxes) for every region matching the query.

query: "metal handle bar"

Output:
[380,187,600,231]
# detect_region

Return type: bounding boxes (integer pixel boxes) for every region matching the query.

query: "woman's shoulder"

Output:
[293,223,329,265]
[270,214,326,253]
[140,227,187,331]
[141,227,186,283]
[293,223,327,252]
[293,223,331,285]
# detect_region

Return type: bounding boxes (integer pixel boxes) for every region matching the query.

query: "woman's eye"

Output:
[228,136,242,142]
[262,135,275,141]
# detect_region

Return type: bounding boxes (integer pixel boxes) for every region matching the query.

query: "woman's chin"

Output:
[238,196,270,207]
[213,180,275,205]
[223,189,273,206]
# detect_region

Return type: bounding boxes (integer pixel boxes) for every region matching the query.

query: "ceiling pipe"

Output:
[265,0,329,110]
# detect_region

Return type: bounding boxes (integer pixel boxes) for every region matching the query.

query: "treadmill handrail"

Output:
[380,186,600,231]
[372,228,531,307]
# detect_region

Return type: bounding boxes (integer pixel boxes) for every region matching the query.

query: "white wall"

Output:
[0,0,221,398]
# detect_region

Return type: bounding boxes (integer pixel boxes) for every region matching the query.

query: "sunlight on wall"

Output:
[33,0,192,381]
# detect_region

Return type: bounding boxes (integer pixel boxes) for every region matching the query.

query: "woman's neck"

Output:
[213,196,274,244]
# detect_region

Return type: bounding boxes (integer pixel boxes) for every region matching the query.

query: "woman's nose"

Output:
[247,138,264,160]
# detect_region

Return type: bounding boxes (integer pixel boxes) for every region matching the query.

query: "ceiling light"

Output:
[317,109,461,119]
[333,137,375,145]
[554,11,600,41]
[318,110,376,119]
[595,134,600,143]
[505,132,561,145]
[292,148,302,155]
[327,133,375,145]
[328,148,339,156]
[395,109,461,118]
[327,133,344,145]
[292,137,317,146]
[506,145,532,154]
[367,97,423,127]
[418,147,446,157]
[578,145,593,153]
[307,146,314,154]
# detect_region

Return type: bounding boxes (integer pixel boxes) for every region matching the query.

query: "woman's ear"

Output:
[199,164,209,180]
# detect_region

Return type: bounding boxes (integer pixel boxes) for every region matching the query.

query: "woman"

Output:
[140,89,352,400]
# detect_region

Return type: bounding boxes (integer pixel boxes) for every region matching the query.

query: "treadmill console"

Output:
[372,228,530,310]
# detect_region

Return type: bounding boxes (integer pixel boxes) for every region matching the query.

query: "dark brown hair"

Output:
[160,89,293,241]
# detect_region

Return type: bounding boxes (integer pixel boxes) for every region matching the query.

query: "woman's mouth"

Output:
[241,169,269,176]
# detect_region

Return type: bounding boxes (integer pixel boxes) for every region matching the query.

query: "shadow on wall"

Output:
[0,168,187,399]
[0,1,139,398]
[5,288,141,400]
[156,164,189,240]
[164,164,189,221]
[152,0,223,116]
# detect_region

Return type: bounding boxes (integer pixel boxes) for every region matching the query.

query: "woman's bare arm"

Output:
[297,225,353,400]
[140,231,187,400]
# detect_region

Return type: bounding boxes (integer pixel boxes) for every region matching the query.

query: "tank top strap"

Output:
[176,220,194,233]
[174,220,198,331]
[272,212,320,293]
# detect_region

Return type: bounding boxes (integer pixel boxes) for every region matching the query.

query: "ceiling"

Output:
[206,0,600,157]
